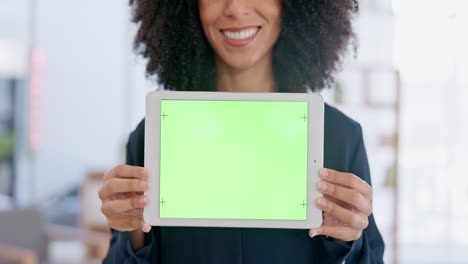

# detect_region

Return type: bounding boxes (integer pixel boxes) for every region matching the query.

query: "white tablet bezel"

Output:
[144,91,324,229]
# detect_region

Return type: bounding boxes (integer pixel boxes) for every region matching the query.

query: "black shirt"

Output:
[103,103,385,264]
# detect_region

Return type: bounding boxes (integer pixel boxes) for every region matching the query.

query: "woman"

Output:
[100,0,385,263]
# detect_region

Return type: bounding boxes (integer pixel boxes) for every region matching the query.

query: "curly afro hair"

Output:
[129,0,358,93]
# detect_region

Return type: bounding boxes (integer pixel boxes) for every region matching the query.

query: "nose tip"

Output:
[224,0,252,18]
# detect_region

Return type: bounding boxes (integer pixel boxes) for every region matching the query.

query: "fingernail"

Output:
[310,231,318,238]
[318,182,328,192]
[139,197,148,204]
[143,224,151,233]
[317,198,327,208]
[320,168,329,178]
[141,169,148,178]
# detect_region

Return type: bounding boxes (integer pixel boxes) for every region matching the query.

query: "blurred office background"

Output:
[0,0,467,263]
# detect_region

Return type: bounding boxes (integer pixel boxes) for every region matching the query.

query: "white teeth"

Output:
[222,27,259,40]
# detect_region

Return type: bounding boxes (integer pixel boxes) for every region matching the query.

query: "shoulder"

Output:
[324,103,363,145]
[324,103,362,137]
[130,118,146,142]
[126,118,146,167]
[323,103,364,171]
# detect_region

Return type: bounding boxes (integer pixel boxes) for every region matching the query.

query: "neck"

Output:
[215,53,277,93]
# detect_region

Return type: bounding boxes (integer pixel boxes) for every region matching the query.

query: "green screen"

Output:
[159,100,308,220]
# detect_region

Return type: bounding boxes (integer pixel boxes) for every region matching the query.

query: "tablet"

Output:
[144,91,324,229]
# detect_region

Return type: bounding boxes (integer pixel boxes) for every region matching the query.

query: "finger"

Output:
[104,165,148,181]
[318,181,372,216]
[316,197,369,230]
[106,215,147,232]
[320,168,372,200]
[99,178,149,200]
[115,192,144,200]
[309,225,362,242]
[101,196,149,215]
[142,222,152,233]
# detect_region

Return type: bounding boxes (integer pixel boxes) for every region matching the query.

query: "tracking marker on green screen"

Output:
[158,100,309,221]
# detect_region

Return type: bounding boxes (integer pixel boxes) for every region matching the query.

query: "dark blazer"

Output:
[103,103,385,264]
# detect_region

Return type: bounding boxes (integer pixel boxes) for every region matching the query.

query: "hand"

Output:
[309,168,373,242]
[99,165,152,233]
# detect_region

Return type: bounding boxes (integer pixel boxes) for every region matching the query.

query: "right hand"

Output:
[99,165,152,233]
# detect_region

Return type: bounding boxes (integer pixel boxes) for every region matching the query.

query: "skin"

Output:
[199,0,282,93]
[98,0,373,251]
[99,165,151,250]
[311,168,373,243]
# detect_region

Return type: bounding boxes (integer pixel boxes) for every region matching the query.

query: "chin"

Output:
[217,53,265,71]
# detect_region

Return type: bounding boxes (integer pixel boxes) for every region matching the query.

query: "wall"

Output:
[0,0,153,203]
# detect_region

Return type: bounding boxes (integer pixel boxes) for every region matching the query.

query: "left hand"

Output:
[309,168,373,242]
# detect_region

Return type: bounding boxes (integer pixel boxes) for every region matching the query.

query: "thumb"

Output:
[309,228,322,238]
[142,222,152,233]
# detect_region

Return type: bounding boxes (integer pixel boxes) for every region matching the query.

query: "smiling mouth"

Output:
[221,26,261,40]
